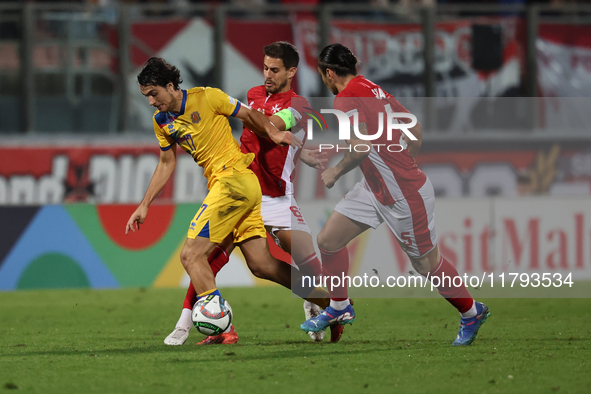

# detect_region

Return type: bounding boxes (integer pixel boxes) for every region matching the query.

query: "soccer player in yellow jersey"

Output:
[125,58,329,334]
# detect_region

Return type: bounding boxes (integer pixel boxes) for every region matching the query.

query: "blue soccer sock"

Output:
[197,288,221,300]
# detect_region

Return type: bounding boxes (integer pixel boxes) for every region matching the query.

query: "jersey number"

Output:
[400,232,413,246]
[195,204,208,221]
[290,206,303,219]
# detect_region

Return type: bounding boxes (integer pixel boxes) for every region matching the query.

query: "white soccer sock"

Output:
[330,299,350,311]
[223,324,233,334]
[460,301,477,318]
[176,308,193,330]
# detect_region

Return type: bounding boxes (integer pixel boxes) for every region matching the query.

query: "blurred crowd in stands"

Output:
[1,0,590,7]
[0,0,586,43]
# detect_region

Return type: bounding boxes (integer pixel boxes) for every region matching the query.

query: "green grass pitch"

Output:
[1,286,590,393]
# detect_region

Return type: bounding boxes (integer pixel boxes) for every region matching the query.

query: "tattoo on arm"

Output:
[353,122,368,139]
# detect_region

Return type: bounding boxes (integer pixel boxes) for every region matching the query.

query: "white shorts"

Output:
[334,178,438,258]
[261,194,312,244]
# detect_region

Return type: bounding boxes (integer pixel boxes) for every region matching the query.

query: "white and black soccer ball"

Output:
[191,294,233,336]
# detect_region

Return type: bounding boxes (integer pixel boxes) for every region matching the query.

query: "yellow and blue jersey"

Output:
[152,87,254,188]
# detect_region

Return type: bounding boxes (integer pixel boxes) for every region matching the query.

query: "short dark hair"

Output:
[137,57,182,90]
[318,43,358,77]
[263,41,299,69]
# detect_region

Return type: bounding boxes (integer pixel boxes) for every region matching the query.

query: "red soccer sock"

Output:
[427,255,473,314]
[209,245,230,277]
[319,247,349,301]
[183,284,197,311]
[182,245,230,310]
[295,252,322,278]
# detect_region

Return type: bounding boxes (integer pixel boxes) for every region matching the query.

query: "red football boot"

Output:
[196,325,239,345]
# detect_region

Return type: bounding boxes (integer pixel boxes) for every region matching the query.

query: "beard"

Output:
[265,79,288,94]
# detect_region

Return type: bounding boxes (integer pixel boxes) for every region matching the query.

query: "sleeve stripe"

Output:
[230,101,242,117]
[160,144,173,151]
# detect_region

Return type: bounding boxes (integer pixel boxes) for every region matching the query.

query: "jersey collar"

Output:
[170,89,187,116]
[338,75,363,96]
[178,90,187,115]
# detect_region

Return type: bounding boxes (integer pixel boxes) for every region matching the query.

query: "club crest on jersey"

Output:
[191,111,201,124]
[271,104,282,114]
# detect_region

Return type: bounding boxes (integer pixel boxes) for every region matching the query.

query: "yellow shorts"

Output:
[188,168,266,244]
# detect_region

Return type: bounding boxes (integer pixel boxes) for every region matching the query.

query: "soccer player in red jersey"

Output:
[165,42,342,346]
[300,44,490,346]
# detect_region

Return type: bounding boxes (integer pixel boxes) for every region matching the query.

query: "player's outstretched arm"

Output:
[321,122,370,189]
[125,147,177,234]
[266,108,298,133]
[235,106,302,148]
[268,114,286,131]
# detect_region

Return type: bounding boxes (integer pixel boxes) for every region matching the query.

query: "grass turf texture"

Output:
[1,287,589,394]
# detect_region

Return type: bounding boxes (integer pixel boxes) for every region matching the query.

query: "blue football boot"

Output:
[452,301,490,346]
[300,305,356,333]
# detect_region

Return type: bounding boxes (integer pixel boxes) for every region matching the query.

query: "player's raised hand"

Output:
[125,205,148,234]
[300,148,328,170]
[321,167,339,189]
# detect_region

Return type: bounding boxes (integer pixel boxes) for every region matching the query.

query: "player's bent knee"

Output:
[246,260,271,280]
[410,257,430,276]
[249,266,267,280]
[415,264,430,277]
[317,230,340,251]
[179,242,208,269]
[409,247,440,276]
[179,248,195,269]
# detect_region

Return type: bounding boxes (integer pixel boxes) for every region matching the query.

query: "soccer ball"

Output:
[191,294,233,336]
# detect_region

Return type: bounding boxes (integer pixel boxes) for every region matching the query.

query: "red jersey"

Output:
[240,86,308,197]
[334,76,426,205]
